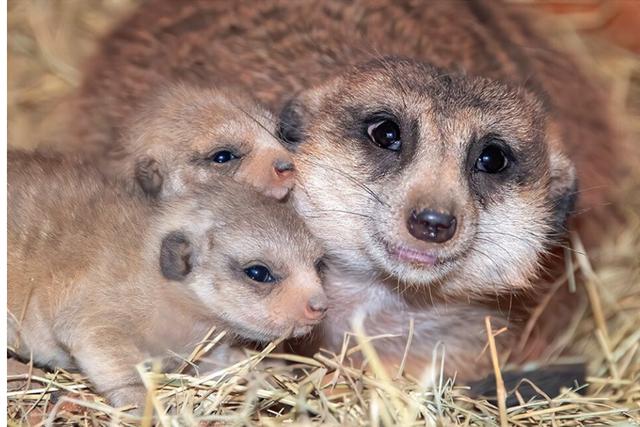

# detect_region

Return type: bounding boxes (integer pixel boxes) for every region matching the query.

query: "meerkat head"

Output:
[155,181,327,342]
[116,83,294,200]
[278,58,577,297]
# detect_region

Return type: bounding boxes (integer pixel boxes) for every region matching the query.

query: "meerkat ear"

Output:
[135,156,164,198]
[160,231,194,281]
[277,83,333,148]
[277,98,308,148]
[548,151,578,235]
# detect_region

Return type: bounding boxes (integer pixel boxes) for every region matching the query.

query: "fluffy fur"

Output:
[105,83,294,200]
[65,0,622,380]
[7,150,325,408]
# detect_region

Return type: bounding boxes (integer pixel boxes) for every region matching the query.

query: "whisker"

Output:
[297,156,390,207]
[311,208,376,220]
[467,246,519,300]
[230,102,282,145]
[294,179,378,221]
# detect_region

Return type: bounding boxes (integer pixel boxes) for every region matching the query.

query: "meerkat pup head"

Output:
[115,83,294,200]
[278,58,577,297]
[155,181,327,341]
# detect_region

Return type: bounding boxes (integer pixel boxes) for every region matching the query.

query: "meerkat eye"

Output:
[367,119,402,151]
[207,150,239,164]
[243,265,276,283]
[475,144,509,173]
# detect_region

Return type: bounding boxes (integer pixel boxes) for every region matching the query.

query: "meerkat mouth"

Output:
[291,324,315,338]
[380,239,464,270]
[382,240,438,266]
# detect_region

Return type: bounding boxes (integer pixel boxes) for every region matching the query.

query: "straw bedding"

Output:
[7,1,639,425]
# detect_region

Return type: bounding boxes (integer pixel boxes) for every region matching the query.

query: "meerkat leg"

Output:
[70,329,150,410]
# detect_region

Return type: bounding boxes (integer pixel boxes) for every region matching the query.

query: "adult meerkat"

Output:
[67,1,623,379]
[107,83,295,200]
[281,58,570,379]
[8,150,327,408]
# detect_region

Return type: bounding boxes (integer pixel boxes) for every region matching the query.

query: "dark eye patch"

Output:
[366,117,402,152]
[354,109,420,180]
[468,134,515,170]
[467,134,526,204]
[298,102,418,181]
[337,108,418,180]
[475,142,510,174]
[277,98,306,148]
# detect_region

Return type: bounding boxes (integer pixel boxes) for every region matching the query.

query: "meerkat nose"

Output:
[274,160,295,178]
[407,209,457,243]
[304,294,328,321]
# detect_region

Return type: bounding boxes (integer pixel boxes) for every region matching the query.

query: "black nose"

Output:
[407,209,457,243]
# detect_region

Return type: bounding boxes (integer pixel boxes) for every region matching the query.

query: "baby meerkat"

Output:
[108,83,295,200]
[7,150,326,409]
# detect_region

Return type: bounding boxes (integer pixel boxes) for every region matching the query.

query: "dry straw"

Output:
[7,0,640,425]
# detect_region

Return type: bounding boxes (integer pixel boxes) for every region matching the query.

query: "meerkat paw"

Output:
[105,383,149,414]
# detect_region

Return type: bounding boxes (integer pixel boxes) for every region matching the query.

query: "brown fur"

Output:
[7,150,326,408]
[69,0,623,225]
[65,0,625,380]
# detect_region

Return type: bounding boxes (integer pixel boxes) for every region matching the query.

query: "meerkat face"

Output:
[279,58,577,296]
[158,187,327,342]
[122,84,294,199]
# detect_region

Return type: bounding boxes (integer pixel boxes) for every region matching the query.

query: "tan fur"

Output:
[64,0,625,380]
[102,83,294,200]
[7,150,325,408]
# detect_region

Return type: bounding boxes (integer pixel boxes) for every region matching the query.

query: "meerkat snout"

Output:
[252,157,295,199]
[267,273,328,333]
[284,58,578,292]
[304,294,328,321]
[274,159,295,178]
[407,209,458,243]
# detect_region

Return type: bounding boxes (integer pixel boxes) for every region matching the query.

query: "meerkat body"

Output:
[63,0,624,380]
[8,150,327,408]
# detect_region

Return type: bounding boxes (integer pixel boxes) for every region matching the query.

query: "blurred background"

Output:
[8,0,639,283]
[6,0,640,152]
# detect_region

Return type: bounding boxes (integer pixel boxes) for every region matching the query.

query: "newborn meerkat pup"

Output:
[7,150,326,409]
[108,84,295,200]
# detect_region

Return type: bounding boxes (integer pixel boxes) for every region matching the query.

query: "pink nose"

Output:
[274,160,295,179]
[304,295,328,321]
